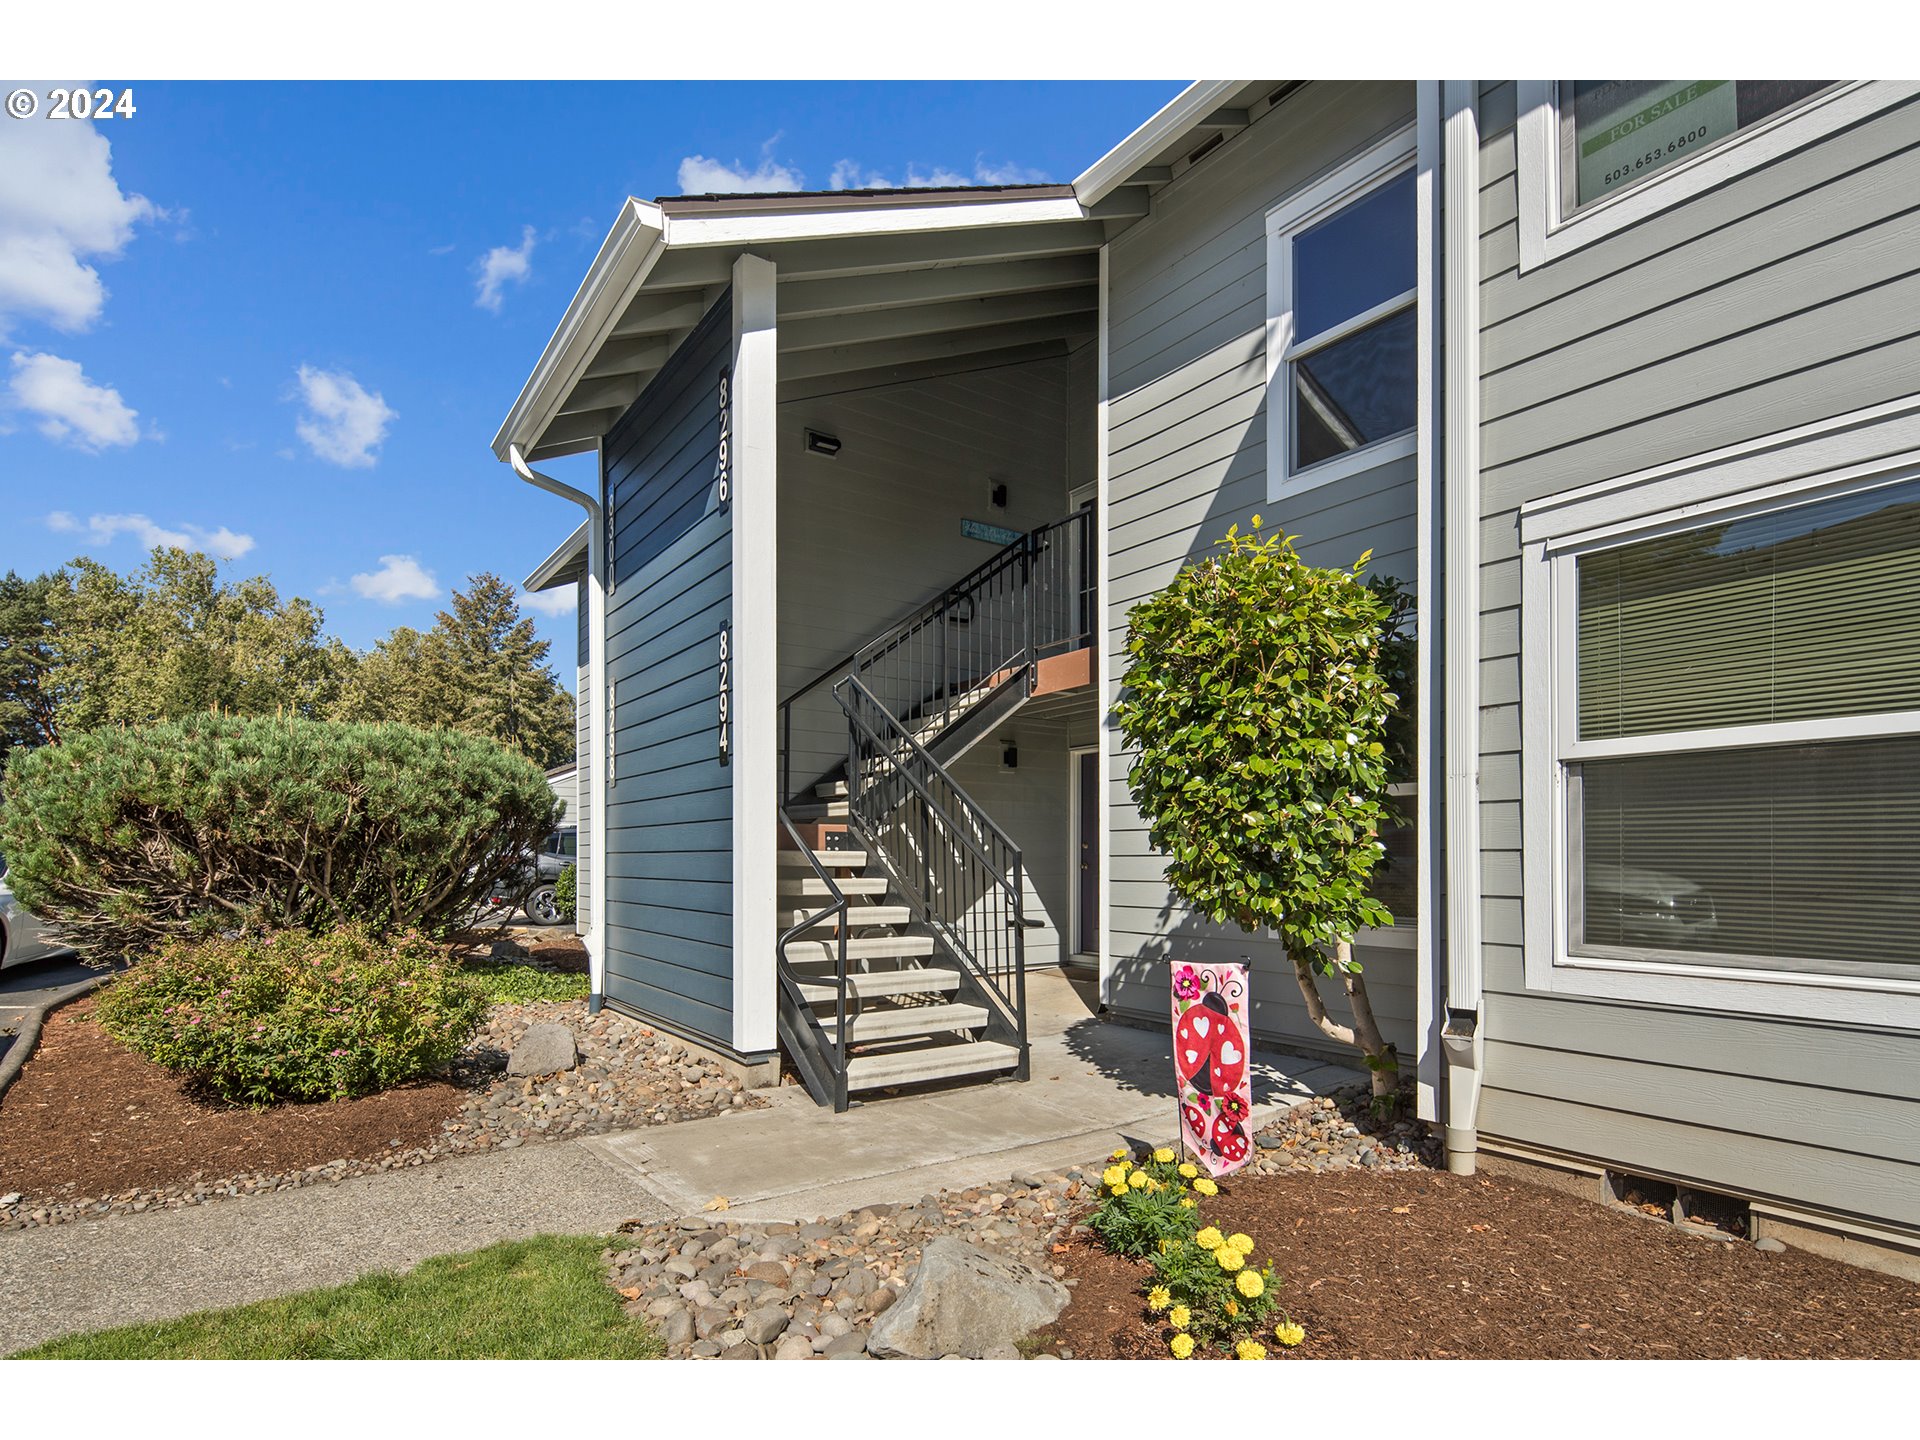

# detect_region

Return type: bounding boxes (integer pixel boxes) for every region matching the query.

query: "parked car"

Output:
[0,853,67,969]
[485,826,576,927]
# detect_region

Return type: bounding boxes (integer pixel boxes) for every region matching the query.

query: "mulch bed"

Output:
[1037,1170,1920,1359]
[0,996,461,1202]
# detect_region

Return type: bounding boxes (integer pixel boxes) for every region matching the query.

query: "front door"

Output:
[1075,748,1099,955]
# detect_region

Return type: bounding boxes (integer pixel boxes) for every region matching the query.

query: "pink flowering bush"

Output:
[94,926,488,1105]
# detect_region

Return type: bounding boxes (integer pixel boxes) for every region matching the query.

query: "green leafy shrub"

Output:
[94,926,489,1105]
[0,714,559,961]
[1112,519,1413,1100]
[553,862,577,923]
[1085,1147,1202,1257]
[463,960,589,1005]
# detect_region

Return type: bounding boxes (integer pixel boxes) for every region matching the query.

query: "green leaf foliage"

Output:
[0,713,560,961]
[554,861,578,924]
[1111,520,1412,976]
[93,925,489,1105]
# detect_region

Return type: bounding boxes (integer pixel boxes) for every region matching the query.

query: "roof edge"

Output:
[523,519,589,593]
[1073,80,1247,206]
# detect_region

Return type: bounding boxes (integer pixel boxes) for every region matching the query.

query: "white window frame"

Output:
[1265,126,1418,500]
[1519,395,1920,1028]
[1517,80,1918,272]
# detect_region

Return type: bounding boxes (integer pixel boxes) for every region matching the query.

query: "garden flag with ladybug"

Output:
[1172,963,1253,1177]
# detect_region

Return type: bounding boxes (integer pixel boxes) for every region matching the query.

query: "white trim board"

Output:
[1519,403,1920,1030]
[1515,81,1920,273]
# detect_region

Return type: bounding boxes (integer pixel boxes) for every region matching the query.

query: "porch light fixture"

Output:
[804,428,842,457]
[1002,743,1018,770]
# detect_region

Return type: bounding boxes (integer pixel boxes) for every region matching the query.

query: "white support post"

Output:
[587,446,609,1012]
[730,252,779,1059]
[1095,243,1115,1011]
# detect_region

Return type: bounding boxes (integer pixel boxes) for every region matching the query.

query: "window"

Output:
[1521,418,1920,1026]
[1266,129,1418,496]
[1515,81,1916,271]
[1559,81,1835,213]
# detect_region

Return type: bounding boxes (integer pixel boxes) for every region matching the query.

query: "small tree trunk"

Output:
[1290,940,1397,1106]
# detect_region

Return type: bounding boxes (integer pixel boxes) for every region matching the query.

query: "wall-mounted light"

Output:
[1001,742,1018,770]
[988,481,1008,510]
[804,429,842,457]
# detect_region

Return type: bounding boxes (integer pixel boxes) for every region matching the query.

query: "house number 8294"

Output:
[717,623,731,765]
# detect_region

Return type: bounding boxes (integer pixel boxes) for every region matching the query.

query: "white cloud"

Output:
[350,554,439,604]
[828,156,1052,191]
[293,365,396,468]
[7,350,139,450]
[520,586,577,617]
[677,137,805,195]
[46,510,254,559]
[0,96,155,335]
[474,225,536,313]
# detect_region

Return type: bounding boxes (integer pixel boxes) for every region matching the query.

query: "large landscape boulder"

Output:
[507,1022,578,1076]
[865,1237,1068,1359]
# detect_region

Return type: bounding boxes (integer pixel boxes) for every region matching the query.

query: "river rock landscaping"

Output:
[0,965,761,1233]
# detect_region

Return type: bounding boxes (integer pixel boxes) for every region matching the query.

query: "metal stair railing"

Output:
[772,806,852,1112]
[834,674,1030,1074]
[778,507,1093,803]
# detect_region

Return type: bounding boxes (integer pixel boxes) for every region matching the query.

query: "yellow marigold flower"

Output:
[1195,1226,1224,1250]
[1153,1148,1176,1164]
[1216,1247,1245,1272]
[1147,1286,1171,1312]
[1178,1198,1196,1210]
[1111,1148,1129,1161]
[1228,1233,1255,1255]
[1128,1170,1150,1189]
[1224,1298,1239,1317]
[1100,1166,1122,1188]
[1168,1305,1190,1331]
[1170,1333,1195,1359]
[1275,1322,1306,1348]
[1110,1184,1127,1197]
[1235,1339,1268,1361]
[1236,1270,1265,1299]
[1193,1178,1219,1196]
[1178,1163,1199,1179]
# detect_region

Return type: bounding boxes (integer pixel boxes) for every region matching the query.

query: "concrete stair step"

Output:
[790,905,912,930]
[778,875,888,897]
[793,965,962,1002]
[782,933,936,965]
[814,779,849,799]
[825,1000,990,1042]
[776,848,866,870]
[846,1040,1022,1092]
[787,799,850,822]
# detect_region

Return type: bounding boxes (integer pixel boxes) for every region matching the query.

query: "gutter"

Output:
[509,443,609,1015]
[1439,80,1484,1174]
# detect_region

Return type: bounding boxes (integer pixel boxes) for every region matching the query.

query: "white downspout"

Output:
[509,442,609,1015]
[1440,80,1484,1173]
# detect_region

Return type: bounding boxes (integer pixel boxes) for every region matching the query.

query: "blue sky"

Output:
[0,80,1180,678]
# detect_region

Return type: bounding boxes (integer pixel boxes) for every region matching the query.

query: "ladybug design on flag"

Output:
[1174,991,1247,1100]
[1170,962,1253,1178]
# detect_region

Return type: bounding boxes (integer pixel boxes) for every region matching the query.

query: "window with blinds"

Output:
[1567,477,1920,978]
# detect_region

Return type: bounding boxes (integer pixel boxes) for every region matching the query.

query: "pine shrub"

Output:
[0,714,558,961]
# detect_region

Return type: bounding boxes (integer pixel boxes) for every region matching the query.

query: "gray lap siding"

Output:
[601,293,735,1049]
[1104,81,1423,1060]
[1474,82,1920,1231]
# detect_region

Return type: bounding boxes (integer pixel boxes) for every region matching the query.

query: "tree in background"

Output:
[0,572,65,771]
[0,554,574,772]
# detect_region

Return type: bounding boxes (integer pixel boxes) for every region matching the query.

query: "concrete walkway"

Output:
[1,969,1357,1352]
[585,971,1362,1222]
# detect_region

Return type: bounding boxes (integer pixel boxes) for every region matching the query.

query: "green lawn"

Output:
[464,960,592,1005]
[13,1234,662,1359]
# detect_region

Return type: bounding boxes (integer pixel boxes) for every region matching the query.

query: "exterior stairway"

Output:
[774,508,1091,1111]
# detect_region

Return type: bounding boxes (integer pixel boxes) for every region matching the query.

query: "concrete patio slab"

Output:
[583,970,1361,1222]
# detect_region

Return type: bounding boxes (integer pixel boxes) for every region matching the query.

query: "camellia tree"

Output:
[1113,518,1413,1105]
